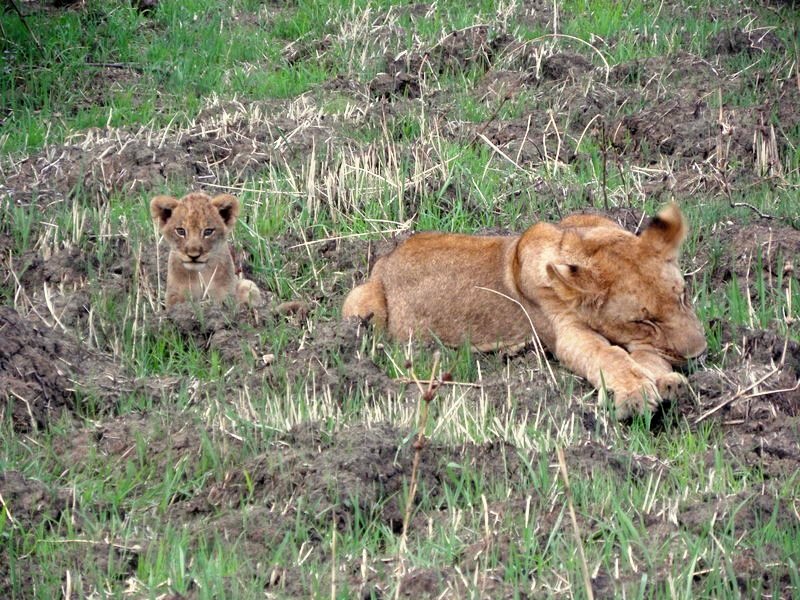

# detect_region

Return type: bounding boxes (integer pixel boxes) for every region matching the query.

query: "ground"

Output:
[1,0,799,598]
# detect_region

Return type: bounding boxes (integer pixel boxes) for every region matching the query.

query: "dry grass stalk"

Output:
[473,286,558,387]
[0,493,19,528]
[694,363,783,424]
[394,351,443,599]
[330,511,337,600]
[753,120,783,178]
[715,88,731,171]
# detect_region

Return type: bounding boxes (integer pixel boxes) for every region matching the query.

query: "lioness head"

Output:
[546,204,707,364]
[150,192,239,272]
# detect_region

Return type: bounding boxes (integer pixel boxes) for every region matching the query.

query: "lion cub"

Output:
[150,192,261,308]
[343,204,707,419]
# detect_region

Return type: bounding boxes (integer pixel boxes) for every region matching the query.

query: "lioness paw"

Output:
[655,372,688,400]
[613,382,661,420]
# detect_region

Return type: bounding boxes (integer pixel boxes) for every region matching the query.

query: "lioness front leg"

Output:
[628,348,688,402]
[554,325,663,419]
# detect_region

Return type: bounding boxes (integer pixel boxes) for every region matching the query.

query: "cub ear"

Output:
[546,263,593,301]
[150,195,179,228]
[211,194,240,229]
[639,202,687,259]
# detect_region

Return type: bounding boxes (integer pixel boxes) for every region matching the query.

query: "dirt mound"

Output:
[499,47,594,80]
[370,26,512,99]
[611,98,714,163]
[1,306,83,431]
[0,471,140,599]
[689,325,800,426]
[0,470,73,531]
[168,422,526,533]
[162,302,258,363]
[271,318,398,401]
[708,27,784,56]
[159,294,313,365]
[704,222,800,285]
[52,413,242,491]
[3,100,338,204]
[564,440,667,481]
[0,306,172,431]
[679,487,794,535]
[16,246,97,290]
[720,416,800,480]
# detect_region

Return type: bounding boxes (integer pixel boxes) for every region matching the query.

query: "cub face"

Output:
[544,204,707,364]
[150,193,239,272]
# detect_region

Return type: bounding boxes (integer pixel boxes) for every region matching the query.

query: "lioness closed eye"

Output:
[150,192,261,308]
[343,203,707,419]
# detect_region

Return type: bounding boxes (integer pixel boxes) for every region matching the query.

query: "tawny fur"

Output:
[150,192,261,308]
[342,204,707,419]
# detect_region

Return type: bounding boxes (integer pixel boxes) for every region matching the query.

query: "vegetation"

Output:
[1,0,798,598]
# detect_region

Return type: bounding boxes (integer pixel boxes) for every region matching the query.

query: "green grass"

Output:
[2,0,800,597]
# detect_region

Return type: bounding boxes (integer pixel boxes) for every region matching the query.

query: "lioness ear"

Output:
[150,195,179,228]
[546,263,591,301]
[211,194,240,229]
[639,203,686,259]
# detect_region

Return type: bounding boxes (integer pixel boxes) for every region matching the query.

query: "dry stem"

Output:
[394,351,442,599]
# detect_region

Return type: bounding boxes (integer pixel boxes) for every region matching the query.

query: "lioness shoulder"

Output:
[343,204,707,419]
[150,192,261,308]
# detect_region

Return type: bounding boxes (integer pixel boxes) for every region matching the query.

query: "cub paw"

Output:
[236,279,262,307]
[655,372,688,400]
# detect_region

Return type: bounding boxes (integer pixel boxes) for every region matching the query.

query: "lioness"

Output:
[150,192,261,308]
[343,204,707,418]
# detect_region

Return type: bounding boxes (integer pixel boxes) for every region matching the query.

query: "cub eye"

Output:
[203,228,215,238]
[175,227,186,238]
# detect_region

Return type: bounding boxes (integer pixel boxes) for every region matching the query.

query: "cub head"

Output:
[546,203,707,364]
[150,192,239,271]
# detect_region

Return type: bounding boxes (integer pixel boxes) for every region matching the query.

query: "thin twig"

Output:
[46,538,141,552]
[85,62,144,73]
[600,119,609,211]
[470,95,510,146]
[6,0,44,55]
[330,511,337,600]
[694,366,781,424]
[395,352,442,600]
[288,225,411,249]
[392,376,481,388]
[716,164,775,220]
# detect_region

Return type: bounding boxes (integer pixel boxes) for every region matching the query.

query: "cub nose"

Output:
[186,249,202,259]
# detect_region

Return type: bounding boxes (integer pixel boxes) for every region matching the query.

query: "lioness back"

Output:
[370,232,550,349]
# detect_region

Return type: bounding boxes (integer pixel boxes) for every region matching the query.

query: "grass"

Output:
[2,0,800,598]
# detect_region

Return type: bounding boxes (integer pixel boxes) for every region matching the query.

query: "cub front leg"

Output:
[235,278,262,307]
[554,324,663,419]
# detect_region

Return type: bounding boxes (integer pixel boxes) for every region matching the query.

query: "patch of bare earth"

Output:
[0,305,174,432]
[0,470,141,597]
